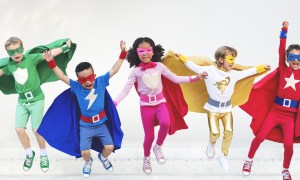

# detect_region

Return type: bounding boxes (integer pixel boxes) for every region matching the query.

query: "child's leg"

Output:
[155,103,170,146]
[281,115,295,169]
[220,112,233,156]
[96,123,114,158]
[30,100,46,150]
[80,126,94,162]
[207,112,221,145]
[81,150,92,162]
[140,106,156,157]
[15,103,31,151]
[248,110,278,159]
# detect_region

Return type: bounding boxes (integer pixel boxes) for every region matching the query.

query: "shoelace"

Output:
[41,156,48,166]
[83,163,91,173]
[243,161,252,171]
[102,159,111,168]
[25,156,33,166]
[143,158,151,169]
[154,146,165,159]
[282,171,291,179]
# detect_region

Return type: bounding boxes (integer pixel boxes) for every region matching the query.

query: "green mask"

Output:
[7,44,24,57]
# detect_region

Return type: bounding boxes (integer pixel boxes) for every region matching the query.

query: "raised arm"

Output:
[43,50,70,85]
[234,64,271,81]
[114,72,136,105]
[42,39,72,59]
[177,54,207,75]
[279,21,289,67]
[109,41,127,78]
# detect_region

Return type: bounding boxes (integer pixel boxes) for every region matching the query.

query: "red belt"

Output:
[80,110,106,123]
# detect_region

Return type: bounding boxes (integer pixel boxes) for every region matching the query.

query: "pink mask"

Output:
[136,47,153,56]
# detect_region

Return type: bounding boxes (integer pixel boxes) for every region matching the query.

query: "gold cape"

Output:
[162,51,268,113]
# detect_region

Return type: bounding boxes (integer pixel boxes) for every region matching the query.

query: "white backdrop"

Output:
[0,0,299,148]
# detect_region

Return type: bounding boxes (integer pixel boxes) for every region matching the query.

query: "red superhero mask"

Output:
[77,74,96,84]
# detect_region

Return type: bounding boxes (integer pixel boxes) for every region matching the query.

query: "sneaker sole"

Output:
[206,152,215,159]
[41,168,49,172]
[143,169,152,174]
[242,171,250,176]
[23,167,30,171]
[83,174,90,178]
[155,158,166,165]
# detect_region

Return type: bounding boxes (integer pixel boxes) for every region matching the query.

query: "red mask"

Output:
[77,74,96,84]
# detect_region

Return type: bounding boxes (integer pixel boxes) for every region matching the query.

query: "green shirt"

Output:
[2,53,45,102]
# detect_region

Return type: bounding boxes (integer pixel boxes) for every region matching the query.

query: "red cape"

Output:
[135,77,188,135]
[240,68,300,143]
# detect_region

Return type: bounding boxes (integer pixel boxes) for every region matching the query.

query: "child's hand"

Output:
[282,21,289,28]
[113,100,118,107]
[264,64,271,70]
[199,71,208,79]
[43,50,54,62]
[120,40,127,52]
[66,39,72,48]
[175,53,181,57]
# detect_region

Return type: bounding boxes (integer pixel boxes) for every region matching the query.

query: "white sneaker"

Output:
[82,157,93,178]
[143,156,152,174]
[153,144,166,164]
[206,142,215,159]
[218,153,229,171]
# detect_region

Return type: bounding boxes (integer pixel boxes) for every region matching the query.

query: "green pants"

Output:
[15,99,45,129]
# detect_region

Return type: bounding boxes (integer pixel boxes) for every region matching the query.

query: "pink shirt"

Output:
[115,62,193,106]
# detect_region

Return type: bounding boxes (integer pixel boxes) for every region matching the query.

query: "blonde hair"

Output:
[214,46,237,68]
[5,37,23,50]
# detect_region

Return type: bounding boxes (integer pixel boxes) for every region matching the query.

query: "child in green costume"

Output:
[0,37,74,172]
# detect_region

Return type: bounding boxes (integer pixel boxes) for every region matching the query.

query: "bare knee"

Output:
[15,128,26,135]
[103,145,114,152]
[32,129,39,136]
[81,150,90,157]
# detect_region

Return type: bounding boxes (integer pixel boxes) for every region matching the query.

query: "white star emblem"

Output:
[284,73,300,90]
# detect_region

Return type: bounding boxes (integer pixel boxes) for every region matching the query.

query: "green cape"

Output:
[0,38,76,94]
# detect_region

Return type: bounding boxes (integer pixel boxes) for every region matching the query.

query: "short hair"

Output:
[75,62,94,76]
[126,37,165,68]
[5,37,23,49]
[286,44,300,56]
[214,46,237,61]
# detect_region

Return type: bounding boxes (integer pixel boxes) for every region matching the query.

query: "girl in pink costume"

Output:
[114,37,207,174]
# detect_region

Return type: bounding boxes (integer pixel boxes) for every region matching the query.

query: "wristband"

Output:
[179,54,187,63]
[119,51,127,60]
[280,30,287,38]
[47,59,57,69]
[189,75,199,82]
[61,44,70,53]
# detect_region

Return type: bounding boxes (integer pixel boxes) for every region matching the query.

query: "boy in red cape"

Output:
[241,21,300,180]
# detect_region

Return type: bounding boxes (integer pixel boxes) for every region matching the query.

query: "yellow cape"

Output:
[162,51,268,113]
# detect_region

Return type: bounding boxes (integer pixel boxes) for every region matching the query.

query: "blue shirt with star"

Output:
[70,71,109,126]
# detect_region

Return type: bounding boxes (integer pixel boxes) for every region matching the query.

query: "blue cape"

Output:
[38,88,123,158]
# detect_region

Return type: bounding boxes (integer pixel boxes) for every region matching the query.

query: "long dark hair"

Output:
[127,37,165,68]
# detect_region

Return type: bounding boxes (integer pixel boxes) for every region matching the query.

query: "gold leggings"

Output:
[207,111,233,156]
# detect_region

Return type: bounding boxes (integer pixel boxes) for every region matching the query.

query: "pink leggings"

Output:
[140,103,170,156]
[248,108,295,168]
